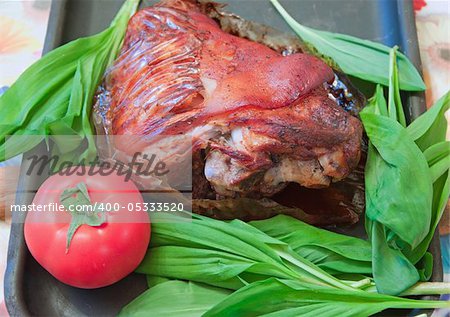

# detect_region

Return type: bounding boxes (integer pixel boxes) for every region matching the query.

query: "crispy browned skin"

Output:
[94,0,363,199]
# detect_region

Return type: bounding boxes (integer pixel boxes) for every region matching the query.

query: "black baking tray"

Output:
[4,0,443,316]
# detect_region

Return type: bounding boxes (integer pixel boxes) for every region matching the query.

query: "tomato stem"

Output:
[60,182,106,252]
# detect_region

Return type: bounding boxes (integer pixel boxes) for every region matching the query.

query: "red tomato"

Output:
[24,167,151,289]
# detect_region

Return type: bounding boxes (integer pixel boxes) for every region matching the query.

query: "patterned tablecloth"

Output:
[0,0,448,316]
[0,2,51,315]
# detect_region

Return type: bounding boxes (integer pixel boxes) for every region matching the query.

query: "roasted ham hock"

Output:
[93,0,366,226]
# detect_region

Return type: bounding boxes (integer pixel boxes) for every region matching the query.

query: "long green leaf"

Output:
[366,84,388,116]
[204,278,450,317]
[404,171,450,264]
[387,46,406,126]
[270,0,426,91]
[119,281,231,317]
[138,246,262,290]
[407,91,450,151]
[424,141,450,166]
[429,156,450,183]
[250,215,372,275]
[369,221,419,295]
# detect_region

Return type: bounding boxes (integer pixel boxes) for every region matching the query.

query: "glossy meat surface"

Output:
[94,0,363,199]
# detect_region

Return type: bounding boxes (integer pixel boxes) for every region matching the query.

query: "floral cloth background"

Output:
[0,1,51,315]
[0,1,50,87]
[0,0,448,316]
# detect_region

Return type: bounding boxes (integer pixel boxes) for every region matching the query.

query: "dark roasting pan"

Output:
[5,0,442,316]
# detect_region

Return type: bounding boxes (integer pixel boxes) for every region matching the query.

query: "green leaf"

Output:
[429,155,450,183]
[0,0,140,162]
[250,215,372,275]
[295,247,371,275]
[404,171,450,265]
[119,281,231,317]
[138,246,257,290]
[365,84,388,116]
[407,91,450,151]
[370,221,419,295]
[204,278,450,317]
[149,215,287,268]
[424,141,450,166]
[361,75,436,295]
[270,0,426,91]
[387,46,406,127]
[361,113,433,248]
[416,252,434,281]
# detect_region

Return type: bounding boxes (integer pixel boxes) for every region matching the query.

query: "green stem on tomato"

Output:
[60,182,106,252]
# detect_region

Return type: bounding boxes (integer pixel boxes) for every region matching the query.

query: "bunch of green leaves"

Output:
[360,47,450,295]
[121,212,450,317]
[0,0,140,163]
[204,278,450,317]
[120,279,450,317]
[270,0,425,91]
[138,212,361,291]
[270,0,449,297]
[141,214,373,284]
